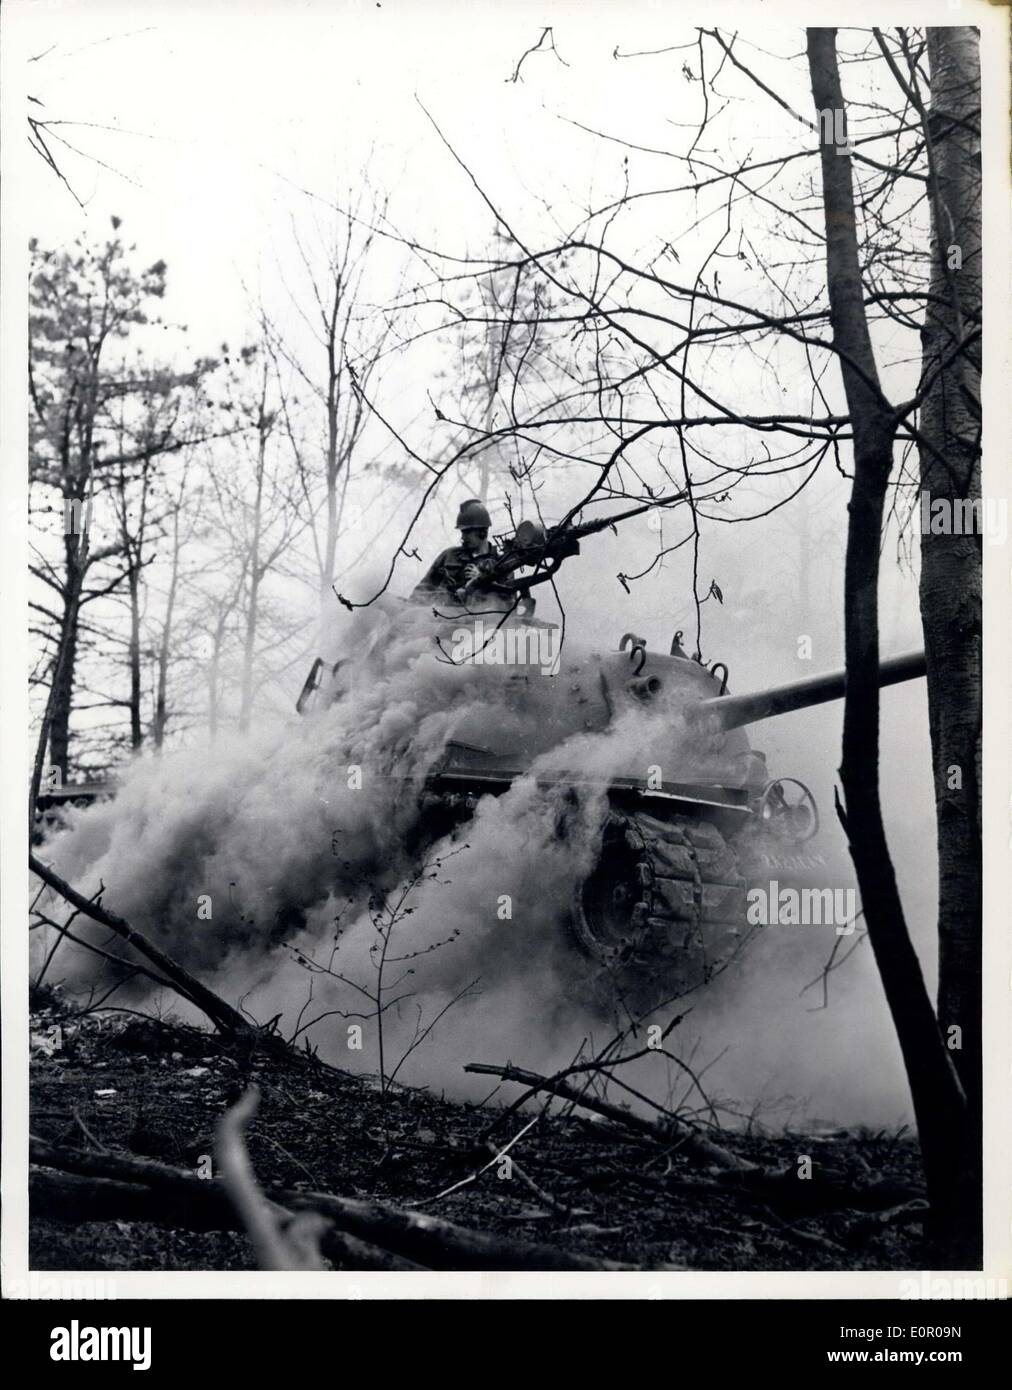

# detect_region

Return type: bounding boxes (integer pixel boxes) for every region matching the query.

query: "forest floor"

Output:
[29,992,929,1274]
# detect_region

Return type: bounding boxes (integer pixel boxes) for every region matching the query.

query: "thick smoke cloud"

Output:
[38,576,924,1130]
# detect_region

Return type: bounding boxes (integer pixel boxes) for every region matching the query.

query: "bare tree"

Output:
[201,344,311,733]
[106,383,202,751]
[265,179,403,629]
[442,225,563,503]
[28,228,212,809]
[150,458,200,748]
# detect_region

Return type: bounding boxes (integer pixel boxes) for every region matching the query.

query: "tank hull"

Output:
[303,610,851,1015]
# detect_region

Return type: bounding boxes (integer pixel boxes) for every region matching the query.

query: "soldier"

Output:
[412,498,499,603]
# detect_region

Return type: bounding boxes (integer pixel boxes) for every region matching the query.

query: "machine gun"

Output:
[461,494,682,604]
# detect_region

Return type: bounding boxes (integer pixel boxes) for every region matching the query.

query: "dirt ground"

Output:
[29,994,929,1272]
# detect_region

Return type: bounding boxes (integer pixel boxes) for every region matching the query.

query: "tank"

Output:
[298,512,927,1015]
[36,504,925,1017]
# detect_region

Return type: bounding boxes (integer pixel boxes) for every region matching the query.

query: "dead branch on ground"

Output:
[465,1060,755,1172]
[29,854,254,1039]
[29,1137,636,1271]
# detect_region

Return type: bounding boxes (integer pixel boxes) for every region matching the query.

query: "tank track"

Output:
[572,808,754,1012]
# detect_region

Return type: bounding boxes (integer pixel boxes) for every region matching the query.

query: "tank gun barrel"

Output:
[694,650,927,731]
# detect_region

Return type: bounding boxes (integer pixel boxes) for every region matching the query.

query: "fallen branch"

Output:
[29,1169,422,1271]
[484,1139,576,1217]
[33,893,102,991]
[33,910,176,998]
[281,1189,633,1270]
[317,1224,427,1271]
[749,1204,848,1256]
[29,1138,636,1271]
[29,854,253,1038]
[842,1199,929,1245]
[465,1061,755,1172]
[713,1164,924,1214]
[408,1116,539,1207]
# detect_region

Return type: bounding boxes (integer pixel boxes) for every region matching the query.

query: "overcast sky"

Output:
[15,2,838,356]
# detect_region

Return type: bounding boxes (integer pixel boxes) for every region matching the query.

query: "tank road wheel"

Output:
[571,816,648,966]
[572,810,751,1010]
[756,778,819,842]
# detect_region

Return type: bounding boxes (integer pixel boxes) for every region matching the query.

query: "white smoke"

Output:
[38,600,622,1079]
[37,590,921,1131]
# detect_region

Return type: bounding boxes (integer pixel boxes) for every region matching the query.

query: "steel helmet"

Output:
[456,498,491,530]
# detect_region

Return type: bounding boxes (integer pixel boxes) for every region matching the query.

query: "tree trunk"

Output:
[806,27,974,1265]
[153,508,183,749]
[918,24,983,1152]
[208,623,224,741]
[153,635,170,748]
[796,484,812,640]
[45,562,84,784]
[127,564,143,749]
[238,406,268,735]
[480,355,495,503]
[238,570,261,734]
[321,292,341,615]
